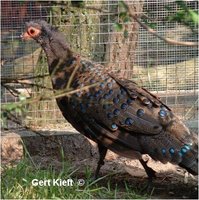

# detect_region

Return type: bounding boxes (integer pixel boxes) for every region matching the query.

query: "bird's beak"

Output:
[20,32,32,40]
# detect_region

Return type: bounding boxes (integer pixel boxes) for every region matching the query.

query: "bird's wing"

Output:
[72,66,175,136]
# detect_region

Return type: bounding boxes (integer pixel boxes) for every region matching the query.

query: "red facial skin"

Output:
[21,27,41,40]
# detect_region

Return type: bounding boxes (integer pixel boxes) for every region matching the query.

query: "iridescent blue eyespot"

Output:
[94,92,99,98]
[127,98,134,105]
[113,109,120,116]
[159,109,167,118]
[109,89,113,95]
[103,94,109,99]
[107,113,113,119]
[143,98,150,105]
[113,97,119,104]
[178,152,183,157]
[137,109,145,117]
[161,148,166,155]
[160,105,167,110]
[100,83,105,88]
[184,144,190,150]
[181,147,187,154]
[107,82,112,88]
[121,103,128,110]
[131,94,137,99]
[111,123,118,130]
[125,117,134,125]
[169,148,175,154]
[120,122,125,126]
[96,90,103,96]
[112,79,116,84]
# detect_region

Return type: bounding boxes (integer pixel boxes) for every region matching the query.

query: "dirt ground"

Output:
[1,131,198,199]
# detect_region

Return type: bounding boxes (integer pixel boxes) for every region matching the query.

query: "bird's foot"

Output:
[139,158,156,179]
[93,160,105,180]
[139,159,156,194]
[140,175,156,194]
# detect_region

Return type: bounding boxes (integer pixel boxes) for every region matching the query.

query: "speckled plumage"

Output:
[22,20,198,177]
[56,59,197,169]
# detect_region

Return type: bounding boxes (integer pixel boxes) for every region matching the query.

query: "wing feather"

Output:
[71,68,174,136]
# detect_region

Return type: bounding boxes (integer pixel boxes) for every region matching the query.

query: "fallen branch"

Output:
[1,82,99,109]
[2,79,53,91]
[1,74,49,82]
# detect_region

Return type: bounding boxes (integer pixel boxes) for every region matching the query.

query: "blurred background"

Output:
[1,0,198,132]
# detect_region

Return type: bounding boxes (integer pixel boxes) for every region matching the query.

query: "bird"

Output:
[21,20,198,181]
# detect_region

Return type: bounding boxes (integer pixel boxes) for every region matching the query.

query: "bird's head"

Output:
[21,20,61,47]
[21,20,72,66]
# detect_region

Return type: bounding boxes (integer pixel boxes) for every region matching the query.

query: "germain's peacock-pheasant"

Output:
[21,20,198,180]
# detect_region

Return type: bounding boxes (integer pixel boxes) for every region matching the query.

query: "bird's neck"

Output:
[41,40,73,75]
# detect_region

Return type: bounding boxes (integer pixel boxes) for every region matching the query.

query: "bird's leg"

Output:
[139,158,156,180]
[94,144,108,179]
[139,158,156,191]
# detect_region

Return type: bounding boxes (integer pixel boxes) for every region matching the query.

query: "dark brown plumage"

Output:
[21,20,198,179]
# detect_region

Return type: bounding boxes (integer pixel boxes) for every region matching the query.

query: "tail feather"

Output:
[179,132,198,175]
[179,157,198,175]
[140,130,198,175]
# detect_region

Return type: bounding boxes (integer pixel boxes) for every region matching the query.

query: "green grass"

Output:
[1,158,147,199]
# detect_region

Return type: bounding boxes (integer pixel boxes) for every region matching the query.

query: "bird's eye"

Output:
[27,27,40,37]
[29,29,35,35]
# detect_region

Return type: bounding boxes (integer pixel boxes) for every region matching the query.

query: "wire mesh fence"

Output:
[1,0,198,132]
